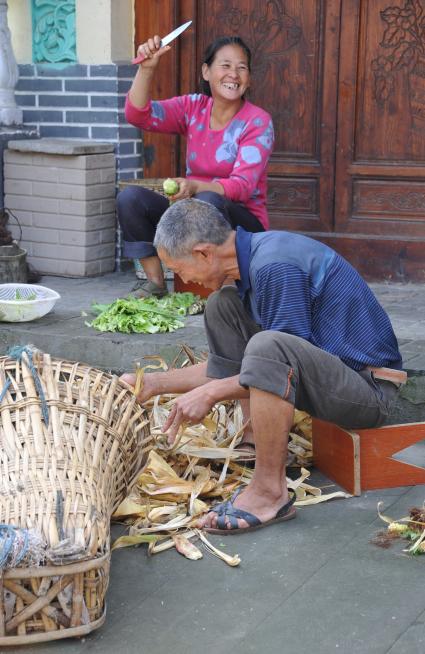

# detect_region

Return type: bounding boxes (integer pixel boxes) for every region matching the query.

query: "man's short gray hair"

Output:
[154,198,232,258]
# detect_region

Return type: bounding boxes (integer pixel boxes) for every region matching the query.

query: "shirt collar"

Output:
[235,227,252,298]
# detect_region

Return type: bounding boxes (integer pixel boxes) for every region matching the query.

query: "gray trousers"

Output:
[204,286,399,430]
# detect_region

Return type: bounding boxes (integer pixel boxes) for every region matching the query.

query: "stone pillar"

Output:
[0,0,22,126]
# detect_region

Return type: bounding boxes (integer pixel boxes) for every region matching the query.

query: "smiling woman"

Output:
[116,34,274,299]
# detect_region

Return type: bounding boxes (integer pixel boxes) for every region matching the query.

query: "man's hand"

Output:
[163,386,216,445]
[119,372,157,404]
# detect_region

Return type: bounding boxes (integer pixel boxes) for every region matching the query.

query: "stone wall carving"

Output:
[32,0,76,63]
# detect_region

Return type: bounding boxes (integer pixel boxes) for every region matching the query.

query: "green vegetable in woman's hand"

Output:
[163,178,180,196]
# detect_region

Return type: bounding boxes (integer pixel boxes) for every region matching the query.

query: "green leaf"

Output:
[87,292,201,334]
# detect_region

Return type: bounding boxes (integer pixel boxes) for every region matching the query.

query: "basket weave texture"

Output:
[118,177,168,197]
[0,349,151,645]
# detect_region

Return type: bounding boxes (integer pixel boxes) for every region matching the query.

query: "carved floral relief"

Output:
[32,0,76,63]
[371,0,425,124]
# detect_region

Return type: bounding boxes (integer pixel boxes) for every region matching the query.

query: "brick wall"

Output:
[16,63,142,181]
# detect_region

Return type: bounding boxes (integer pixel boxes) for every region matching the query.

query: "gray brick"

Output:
[5,194,59,213]
[35,154,93,170]
[117,64,136,78]
[32,213,71,229]
[57,168,102,185]
[118,125,141,139]
[85,153,115,170]
[39,95,89,107]
[65,79,117,93]
[66,110,117,124]
[28,257,93,276]
[100,228,117,243]
[118,79,132,94]
[58,199,100,216]
[100,199,116,214]
[118,142,135,155]
[100,169,116,184]
[90,95,118,108]
[91,127,118,139]
[84,213,116,230]
[23,110,63,123]
[85,243,116,260]
[59,230,102,246]
[89,65,117,77]
[118,155,142,169]
[18,64,35,77]
[16,79,62,92]
[32,181,85,201]
[16,94,36,106]
[39,126,89,138]
[5,163,59,183]
[21,226,59,244]
[35,64,88,77]
[30,181,115,201]
[85,184,116,201]
[3,209,33,227]
[4,179,32,195]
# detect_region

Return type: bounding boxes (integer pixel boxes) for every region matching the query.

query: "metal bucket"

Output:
[0,243,27,283]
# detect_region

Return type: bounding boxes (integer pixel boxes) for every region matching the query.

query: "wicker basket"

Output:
[118,177,168,196]
[0,348,152,645]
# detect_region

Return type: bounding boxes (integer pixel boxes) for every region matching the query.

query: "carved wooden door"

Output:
[329,0,425,280]
[135,0,425,281]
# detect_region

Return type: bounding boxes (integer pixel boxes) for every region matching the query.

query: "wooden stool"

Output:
[312,418,425,496]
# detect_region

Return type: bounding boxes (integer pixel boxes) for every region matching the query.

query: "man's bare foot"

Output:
[196,482,289,531]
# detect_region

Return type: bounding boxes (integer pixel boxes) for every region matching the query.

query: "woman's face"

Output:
[202,45,250,103]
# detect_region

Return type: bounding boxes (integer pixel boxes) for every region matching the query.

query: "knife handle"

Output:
[132,52,147,65]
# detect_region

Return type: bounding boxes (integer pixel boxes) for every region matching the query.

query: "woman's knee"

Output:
[194,191,226,214]
[116,186,145,224]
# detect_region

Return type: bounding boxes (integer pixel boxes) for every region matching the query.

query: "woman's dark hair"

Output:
[199,36,251,97]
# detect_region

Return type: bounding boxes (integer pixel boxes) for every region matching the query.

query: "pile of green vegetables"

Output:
[87,292,203,334]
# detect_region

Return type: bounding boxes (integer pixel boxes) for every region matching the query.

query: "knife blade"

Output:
[132,20,192,64]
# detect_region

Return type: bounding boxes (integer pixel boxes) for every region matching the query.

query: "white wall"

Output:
[8,0,32,63]
[7,0,134,64]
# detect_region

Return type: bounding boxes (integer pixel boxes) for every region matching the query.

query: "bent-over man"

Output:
[121,199,404,535]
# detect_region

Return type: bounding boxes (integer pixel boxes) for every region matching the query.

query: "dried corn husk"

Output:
[112,348,348,566]
[376,502,425,555]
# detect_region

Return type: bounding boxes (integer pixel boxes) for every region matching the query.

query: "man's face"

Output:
[158,247,226,290]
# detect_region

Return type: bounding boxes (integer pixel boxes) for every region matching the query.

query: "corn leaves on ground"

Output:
[371,502,425,555]
[112,348,350,566]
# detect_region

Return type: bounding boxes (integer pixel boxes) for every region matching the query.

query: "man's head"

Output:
[154,198,235,289]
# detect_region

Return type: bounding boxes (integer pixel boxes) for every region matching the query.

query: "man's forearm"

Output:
[202,375,250,404]
[146,361,210,395]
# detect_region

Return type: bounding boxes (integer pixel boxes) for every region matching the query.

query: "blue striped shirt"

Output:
[235,228,402,371]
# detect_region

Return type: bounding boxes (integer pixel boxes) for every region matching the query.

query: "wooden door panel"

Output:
[190,0,339,233]
[335,0,425,241]
[134,0,179,177]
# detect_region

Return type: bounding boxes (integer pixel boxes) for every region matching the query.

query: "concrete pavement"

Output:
[0,272,424,653]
